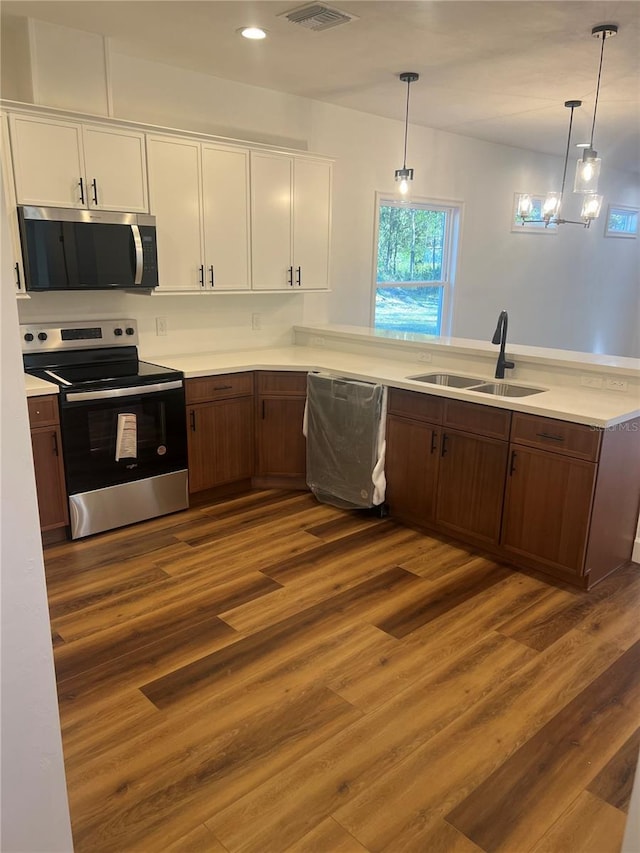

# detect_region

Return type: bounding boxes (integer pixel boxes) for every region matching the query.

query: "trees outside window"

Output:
[373,196,460,335]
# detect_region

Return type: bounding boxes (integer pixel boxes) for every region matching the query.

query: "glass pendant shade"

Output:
[574,151,601,193]
[543,192,562,219]
[395,167,414,198]
[517,194,533,217]
[581,193,603,220]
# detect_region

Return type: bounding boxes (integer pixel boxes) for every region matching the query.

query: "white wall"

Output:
[0,172,73,850]
[7,20,640,359]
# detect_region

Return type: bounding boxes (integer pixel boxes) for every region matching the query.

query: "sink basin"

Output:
[408,373,483,388]
[470,383,546,398]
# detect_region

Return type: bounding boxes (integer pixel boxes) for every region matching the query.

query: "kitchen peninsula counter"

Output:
[139,336,640,428]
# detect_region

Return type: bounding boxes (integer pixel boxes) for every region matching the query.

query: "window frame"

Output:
[604,204,639,238]
[371,192,462,337]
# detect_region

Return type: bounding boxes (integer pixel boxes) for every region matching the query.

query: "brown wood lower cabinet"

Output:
[385,414,439,525]
[501,446,597,576]
[255,372,307,483]
[186,374,254,494]
[436,429,509,544]
[385,391,510,547]
[385,389,640,588]
[28,396,68,533]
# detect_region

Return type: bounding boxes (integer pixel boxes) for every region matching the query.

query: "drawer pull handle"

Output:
[536,432,564,442]
[214,385,233,391]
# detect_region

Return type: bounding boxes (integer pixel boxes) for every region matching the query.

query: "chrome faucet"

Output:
[491,310,515,379]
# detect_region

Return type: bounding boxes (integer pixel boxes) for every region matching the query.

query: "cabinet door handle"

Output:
[430,429,437,454]
[15,262,22,290]
[190,410,196,431]
[214,385,232,391]
[91,178,98,205]
[509,450,517,475]
[199,265,205,288]
[287,266,293,287]
[209,266,215,287]
[52,432,59,457]
[441,433,449,457]
[536,432,564,442]
[78,177,85,204]
[296,266,301,287]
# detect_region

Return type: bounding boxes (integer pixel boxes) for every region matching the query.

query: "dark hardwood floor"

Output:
[43,489,640,852]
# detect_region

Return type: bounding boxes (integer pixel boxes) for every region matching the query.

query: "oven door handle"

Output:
[65,380,183,402]
[132,225,143,285]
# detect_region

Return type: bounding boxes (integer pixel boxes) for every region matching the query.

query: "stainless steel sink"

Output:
[469,383,546,398]
[408,373,483,388]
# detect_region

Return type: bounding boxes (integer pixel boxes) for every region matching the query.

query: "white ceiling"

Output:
[3,0,639,172]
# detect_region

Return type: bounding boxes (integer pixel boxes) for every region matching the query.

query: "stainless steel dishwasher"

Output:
[304,372,387,512]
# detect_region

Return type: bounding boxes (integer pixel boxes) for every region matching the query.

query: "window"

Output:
[605,205,638,238]
[373,195,460,335]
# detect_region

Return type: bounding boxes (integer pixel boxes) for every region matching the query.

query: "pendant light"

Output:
[574,24,618,195]
[394,72,419,198]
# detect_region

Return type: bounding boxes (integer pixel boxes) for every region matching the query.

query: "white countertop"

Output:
[25,374,58,397]
[24,335,639,426]
[138,345,640,428]
[294,324,640,377]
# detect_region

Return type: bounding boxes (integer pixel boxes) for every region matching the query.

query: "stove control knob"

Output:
[37,332,48,342]
[125,327,135,336]
[114,327,123,336]
[24,332,34,342]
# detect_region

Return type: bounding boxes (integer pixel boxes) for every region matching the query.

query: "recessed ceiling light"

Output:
[238,26,267,40]
[575,142,591,149]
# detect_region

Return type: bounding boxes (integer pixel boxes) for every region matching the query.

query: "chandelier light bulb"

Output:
[581,193,603,221]
[517,195,533,217]
[543,192,561,218]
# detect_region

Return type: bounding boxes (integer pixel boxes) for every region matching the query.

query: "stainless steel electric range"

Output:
[22,319,188,539]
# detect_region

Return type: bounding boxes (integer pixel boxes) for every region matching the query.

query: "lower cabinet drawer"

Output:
[388,389,443,424]
[185,372,254,404]
[28,395,60,427]
[510,412,601,461]
[257,371,308,396]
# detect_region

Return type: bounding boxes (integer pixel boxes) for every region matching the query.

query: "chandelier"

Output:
[517,24,618,229]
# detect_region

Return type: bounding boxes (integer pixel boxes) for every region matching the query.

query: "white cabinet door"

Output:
[147,136,204,292]
[293,158,331,290]
[9,115,85,208]
[82,126,148,212]
[250,152,293,290]
[201,144,250,290]
[1,114,26,294]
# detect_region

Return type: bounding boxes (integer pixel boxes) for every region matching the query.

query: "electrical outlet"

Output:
[418,352,432,363]
[580,375,603,389]
[604,377,628,392]
[251,313,262,331]
[310,336,325,347]
[155,317,168,336]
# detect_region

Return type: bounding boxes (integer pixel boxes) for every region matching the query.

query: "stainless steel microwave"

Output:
[18,206,159,291]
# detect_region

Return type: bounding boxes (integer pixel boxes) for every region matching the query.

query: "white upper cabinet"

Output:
[201,144,251,290]
[147,136,251,292]
[293,158,332,290]
[147,136,204,292]
[1,113,26,294]
[9,115,148,212]
[251,151,331,291]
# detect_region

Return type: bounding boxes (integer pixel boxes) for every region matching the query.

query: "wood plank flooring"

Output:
[43,489,640,853]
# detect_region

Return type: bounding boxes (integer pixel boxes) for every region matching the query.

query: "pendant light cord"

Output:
[590,31,607,148]
[402,79,411,169]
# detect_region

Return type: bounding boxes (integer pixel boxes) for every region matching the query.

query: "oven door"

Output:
[60,382,187,495]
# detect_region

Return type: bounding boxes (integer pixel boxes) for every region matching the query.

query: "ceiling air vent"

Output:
[280,3,358,32]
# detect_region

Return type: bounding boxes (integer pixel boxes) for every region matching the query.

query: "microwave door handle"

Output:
[131,225,143,284]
